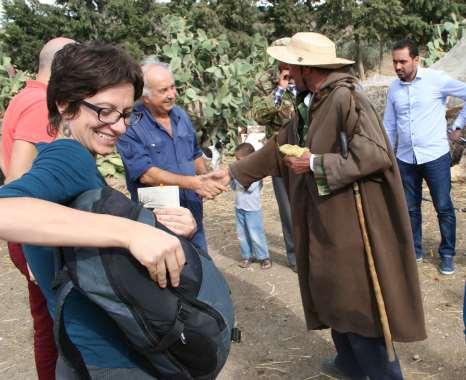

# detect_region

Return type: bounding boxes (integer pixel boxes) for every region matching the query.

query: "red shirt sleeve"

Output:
[13,100,54,144]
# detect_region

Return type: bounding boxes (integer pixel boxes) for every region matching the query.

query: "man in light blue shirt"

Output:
[384,39,466,275]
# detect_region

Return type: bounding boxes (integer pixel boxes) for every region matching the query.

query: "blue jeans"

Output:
[331,330,403,379]
[272,176,296,266]
[397,153,456,258]
[180,190,207,252]
[235,208,269,261]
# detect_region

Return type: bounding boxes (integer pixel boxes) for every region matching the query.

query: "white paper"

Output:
[137,186,180,209]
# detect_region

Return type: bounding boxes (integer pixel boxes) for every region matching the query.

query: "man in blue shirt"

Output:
[384,39,466,275]
[117,59,226,251]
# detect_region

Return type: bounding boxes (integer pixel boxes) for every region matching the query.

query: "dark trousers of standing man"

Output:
[396,153,456,260]
[331,329,403,379]
[271,176,296,267]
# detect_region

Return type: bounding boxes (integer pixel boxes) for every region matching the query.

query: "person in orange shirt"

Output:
[1,37,74,380]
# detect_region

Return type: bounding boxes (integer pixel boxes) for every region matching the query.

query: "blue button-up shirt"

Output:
[117,103,206,250]
[383,67,466,164]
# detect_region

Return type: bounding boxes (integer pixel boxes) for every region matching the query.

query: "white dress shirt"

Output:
[383,67,466,164]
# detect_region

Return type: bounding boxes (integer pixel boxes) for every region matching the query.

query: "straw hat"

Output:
[267,32,354,69]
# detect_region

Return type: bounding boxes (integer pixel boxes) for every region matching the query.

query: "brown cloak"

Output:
[230,72,426,342]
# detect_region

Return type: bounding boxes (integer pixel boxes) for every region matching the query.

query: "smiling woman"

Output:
[0,42,194,379]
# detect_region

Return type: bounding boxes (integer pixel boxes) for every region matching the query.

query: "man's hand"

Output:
[154,207,197,239]
[205,169,231,187]
[283,151,311,174]
[449,128,463,142]
[127,223,185,288]
[278,68,290,89]
[193,174,228,200]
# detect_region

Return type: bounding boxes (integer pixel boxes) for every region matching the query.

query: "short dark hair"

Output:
[235,142,255,156]
[47,42,144,136]
[392,39,419,58]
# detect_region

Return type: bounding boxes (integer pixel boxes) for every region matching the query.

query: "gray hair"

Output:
[141,55,172,96]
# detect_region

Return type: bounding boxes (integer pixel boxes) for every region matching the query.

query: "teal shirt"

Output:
[0,139,138,368]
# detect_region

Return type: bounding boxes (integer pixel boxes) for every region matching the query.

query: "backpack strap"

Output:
[53,263,91,380]
[154,315,185,352]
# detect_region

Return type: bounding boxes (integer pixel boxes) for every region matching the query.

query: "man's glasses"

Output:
[80,100,142,127]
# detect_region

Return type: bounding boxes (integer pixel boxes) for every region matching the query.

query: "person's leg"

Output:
[397,159,424,260]
[8,243,58,380]
[236,208,252,262]
[329,329,366,378]
[28,280,58,379]
[346,332,403,380]
[422,153,456,267]
[245,210,270,262]
[271,176,296,267]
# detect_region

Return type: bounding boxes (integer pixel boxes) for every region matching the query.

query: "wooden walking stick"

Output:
[340,132,396,362]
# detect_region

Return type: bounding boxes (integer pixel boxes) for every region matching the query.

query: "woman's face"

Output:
[60,82,135,156]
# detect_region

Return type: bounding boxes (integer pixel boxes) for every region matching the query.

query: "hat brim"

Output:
[267,46,354,69]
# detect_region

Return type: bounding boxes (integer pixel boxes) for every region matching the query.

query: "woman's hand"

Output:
[126,223,186,288]
[154,207,197,238]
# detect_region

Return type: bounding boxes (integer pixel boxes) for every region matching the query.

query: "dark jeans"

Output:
[271,176,296,266]
[8,243,58,380]
[397,153,456,258]
[331,330,403,379]
[180,191,207,252]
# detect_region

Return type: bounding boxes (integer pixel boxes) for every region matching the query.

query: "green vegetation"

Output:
[0,0,464,146]
[423,13,466,66]
[0,50,28,116]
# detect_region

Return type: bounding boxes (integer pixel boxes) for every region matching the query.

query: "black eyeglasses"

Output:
[79,100,142,127]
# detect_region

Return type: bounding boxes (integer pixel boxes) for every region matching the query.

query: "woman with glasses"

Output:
[0,42,196,379]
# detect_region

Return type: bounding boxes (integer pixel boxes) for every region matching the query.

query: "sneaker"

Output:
[289,263,298,273]
[416,255,423,263]
[439,256,455,275]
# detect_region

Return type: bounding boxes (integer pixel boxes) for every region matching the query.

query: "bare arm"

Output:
[5,140,37,183]
[194,156,208,175]
[140,166,227,200]
[0,197,185,288]
[140,166,197,189]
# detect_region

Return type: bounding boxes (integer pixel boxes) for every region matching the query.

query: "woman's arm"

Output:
[0,197,185,288]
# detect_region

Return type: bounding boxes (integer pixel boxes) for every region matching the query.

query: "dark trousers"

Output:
[8,243,58,380]
[397,153,456,259]
[271,176,296,266]
[331,330,403,379]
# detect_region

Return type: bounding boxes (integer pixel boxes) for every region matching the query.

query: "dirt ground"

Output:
[0,176,465,380]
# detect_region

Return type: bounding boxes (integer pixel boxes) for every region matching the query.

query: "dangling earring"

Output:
[62,121,73,138]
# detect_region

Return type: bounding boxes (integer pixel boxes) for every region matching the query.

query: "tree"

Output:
[316,1,404,79]
[1,0,71,71]
[261,0,315,41]
[394,0,465,44]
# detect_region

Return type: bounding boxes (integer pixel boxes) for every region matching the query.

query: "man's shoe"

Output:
[321,357,368,380]
[416,254,423,263]
[289,263,298,273]
[439,256,455,275]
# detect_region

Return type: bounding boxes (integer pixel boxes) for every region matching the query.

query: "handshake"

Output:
[193,169,232,200]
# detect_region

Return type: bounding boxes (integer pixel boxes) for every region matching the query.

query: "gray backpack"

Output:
[54,187,239,380]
